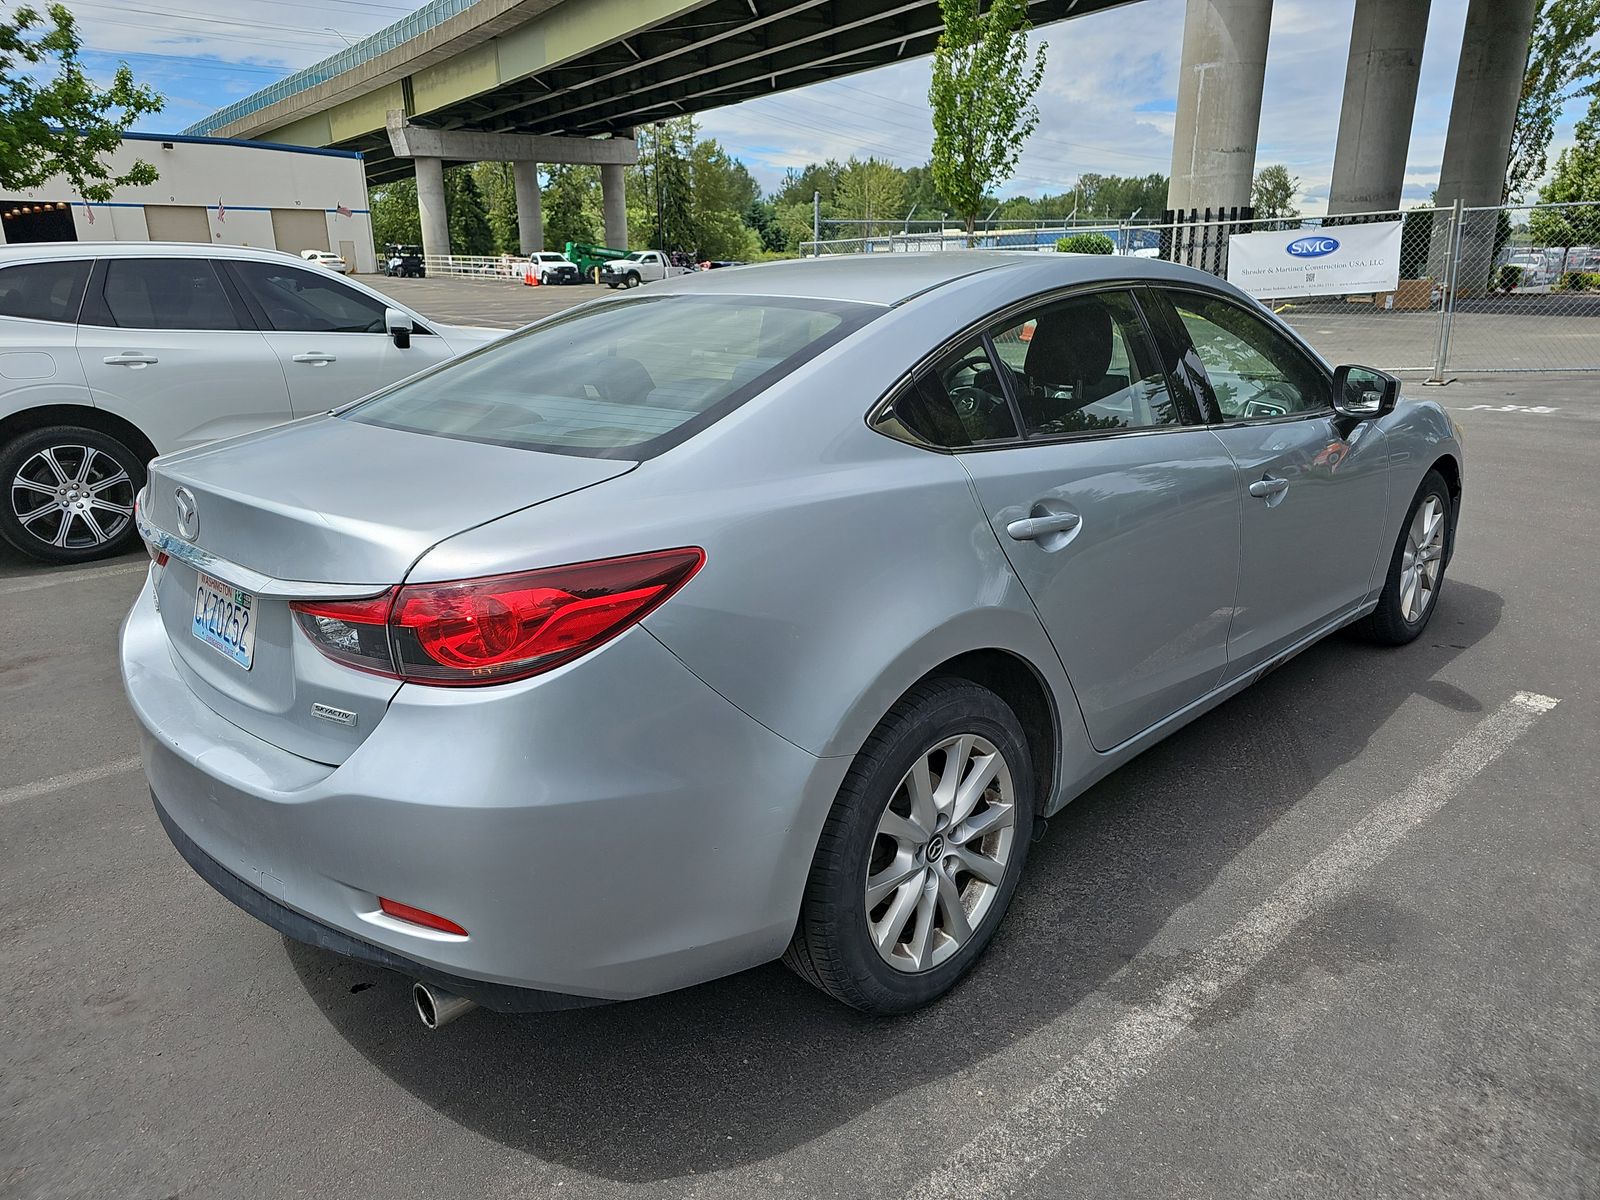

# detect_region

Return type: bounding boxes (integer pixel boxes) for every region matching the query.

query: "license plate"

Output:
[192,572,256,669]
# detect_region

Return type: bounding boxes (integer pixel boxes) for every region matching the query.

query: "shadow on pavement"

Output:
[287,581,1503,1184]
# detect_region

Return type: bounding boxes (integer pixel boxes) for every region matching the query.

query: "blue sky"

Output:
[71,0,1597,214]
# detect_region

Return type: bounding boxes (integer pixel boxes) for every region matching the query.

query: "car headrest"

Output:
[1023,303,1114,389]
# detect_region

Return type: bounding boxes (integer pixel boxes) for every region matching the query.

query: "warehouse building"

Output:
[0,132,376,272]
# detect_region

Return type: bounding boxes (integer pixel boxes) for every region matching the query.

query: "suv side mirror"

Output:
[385,307,413,350]
[1332,364,1399,420]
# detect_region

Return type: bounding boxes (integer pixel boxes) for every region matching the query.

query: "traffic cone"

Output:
[523,267,539,286]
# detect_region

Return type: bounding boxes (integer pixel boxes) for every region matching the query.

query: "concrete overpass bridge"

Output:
[186,0,1537,265]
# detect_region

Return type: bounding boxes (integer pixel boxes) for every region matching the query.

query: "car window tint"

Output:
[101,259,240,331]
[894,337,1019,447]
[228,261,389,333]
[347,295,873,458]
[1166,291,1329,418]
[991,290,1181,435]
[0,260,90,323]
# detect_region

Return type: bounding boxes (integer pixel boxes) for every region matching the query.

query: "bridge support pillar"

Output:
[415,155,450,260]
[513,160,542,254]
[1166,0,1274,214]
[1328,0,1431,215]
[1432,0,1536,291]
[601,162,627,250]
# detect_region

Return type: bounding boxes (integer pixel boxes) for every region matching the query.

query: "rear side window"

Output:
[347,295,875,458]
[226,261,389,333]
[891,336,1020,448]
[100,259,241,331]
[0,260,90,323]
[989,290,1184,436]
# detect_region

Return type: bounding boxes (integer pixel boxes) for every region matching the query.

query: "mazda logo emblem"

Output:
[174,486,199,541]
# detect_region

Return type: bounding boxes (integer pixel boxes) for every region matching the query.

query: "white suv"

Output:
[0,242,502,564]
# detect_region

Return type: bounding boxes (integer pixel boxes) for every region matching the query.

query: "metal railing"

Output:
[183,0,480,135]
[804,201,1600,377]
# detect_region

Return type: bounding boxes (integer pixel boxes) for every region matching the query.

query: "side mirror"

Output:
[385,307,413,350]
[1331,364,1399,420]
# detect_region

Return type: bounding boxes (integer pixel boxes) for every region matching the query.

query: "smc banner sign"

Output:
[1226,220,1403,299]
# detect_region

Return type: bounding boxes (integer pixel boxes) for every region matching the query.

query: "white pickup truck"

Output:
[601,250,692,288]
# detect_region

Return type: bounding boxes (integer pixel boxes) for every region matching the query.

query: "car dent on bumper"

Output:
[120,575,849,1004]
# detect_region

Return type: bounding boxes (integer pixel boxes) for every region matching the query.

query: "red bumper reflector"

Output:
[378,897,468,936]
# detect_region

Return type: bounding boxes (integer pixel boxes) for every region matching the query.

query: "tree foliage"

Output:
[928,0,1047,238]
[1530,92,1600,246]
[0,4,164,201]
[1506,0,1600,202]
[542,163,600,249]
[1251,164,1301,218]
[471,161,520,253]
[371,178,421,247]
[1056,232,1115,254]
[445,165,494,256]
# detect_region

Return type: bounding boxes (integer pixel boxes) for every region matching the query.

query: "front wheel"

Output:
[1360,469,1452,645]
[0,426,145,564]
[606,279,619,289]
[784,677,1034,1014]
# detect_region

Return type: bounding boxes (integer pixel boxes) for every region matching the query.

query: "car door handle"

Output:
[103,353,158,367]
[1247,476,1290,499]
[291,352,338,365]
[1006,512,1081,541]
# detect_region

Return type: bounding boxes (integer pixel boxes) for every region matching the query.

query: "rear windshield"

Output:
[346,294,876,458]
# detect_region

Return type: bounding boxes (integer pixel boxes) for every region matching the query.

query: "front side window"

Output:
[989,290,1183,435]
[348,295,873,458]
[0,260,90,323]
[101,259,240,331]
[1164,291,1330,419]
[227,261,389,333]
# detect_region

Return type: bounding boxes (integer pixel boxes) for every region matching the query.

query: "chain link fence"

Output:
[804,201,1600,377]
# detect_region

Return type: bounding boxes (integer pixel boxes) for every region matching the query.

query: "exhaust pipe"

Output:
[412,981,477,1030]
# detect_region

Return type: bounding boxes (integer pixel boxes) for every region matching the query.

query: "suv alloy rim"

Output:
[10,445,135,550]
[865,734,1016,973]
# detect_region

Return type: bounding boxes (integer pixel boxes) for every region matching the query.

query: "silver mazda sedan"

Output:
[122,253,1462,1024]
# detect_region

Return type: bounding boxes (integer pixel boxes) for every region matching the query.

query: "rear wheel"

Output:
[1360,469,1452,645]
[0,426,145,564]
[784,677,1033,1014]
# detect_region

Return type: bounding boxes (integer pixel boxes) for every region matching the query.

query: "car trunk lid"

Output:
[142,414,634,763]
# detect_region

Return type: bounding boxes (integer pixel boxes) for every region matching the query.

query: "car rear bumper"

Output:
[121,575,850,1003]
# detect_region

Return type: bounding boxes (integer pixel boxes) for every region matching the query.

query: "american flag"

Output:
[216,198,226,223]
[335,203,353,218]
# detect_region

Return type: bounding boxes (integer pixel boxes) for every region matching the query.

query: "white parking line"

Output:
[907,690,1560,1200]
[0,756,142,808]
[0,562,146,597]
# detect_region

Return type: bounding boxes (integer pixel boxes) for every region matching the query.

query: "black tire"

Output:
[0,425,146,564]
[625,272,641,288]
[1359,469,1452,645]
[784,677,1035,1014]
[606,279,620,289]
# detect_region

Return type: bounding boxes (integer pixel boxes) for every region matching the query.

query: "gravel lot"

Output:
[2,276,1595,1200]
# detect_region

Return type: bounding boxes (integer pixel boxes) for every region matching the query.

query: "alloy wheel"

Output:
[10,444,135,551]
[865,734,1017,973]
[1400,494,1445,622]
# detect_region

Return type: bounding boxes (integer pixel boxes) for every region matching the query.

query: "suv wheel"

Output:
[784,677,1034,1014]
[0,426,145,564]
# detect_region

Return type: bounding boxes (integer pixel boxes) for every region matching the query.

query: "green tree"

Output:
[835,157,908,236]
[928,0,1047,241]
[0,4,164,200]
[1251,164,1301,218]
[1506,0,1600,202]
[542,163,599,249]
[1530,92,1600,249]
[370,178,421,248]
[1057,231,1115,254]
[444,165,494,256]
[472,161,520,253]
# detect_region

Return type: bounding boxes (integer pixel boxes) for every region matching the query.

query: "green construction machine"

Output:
[564,241,628,279]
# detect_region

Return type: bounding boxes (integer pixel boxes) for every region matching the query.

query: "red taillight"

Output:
[378,897,468,936]
[288,548,704,687]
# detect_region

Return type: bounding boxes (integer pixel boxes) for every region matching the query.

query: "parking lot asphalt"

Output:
[2,277,1596,1200]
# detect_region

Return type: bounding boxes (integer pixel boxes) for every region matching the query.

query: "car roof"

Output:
[649,251,1234,306]
[0,241,305,265]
